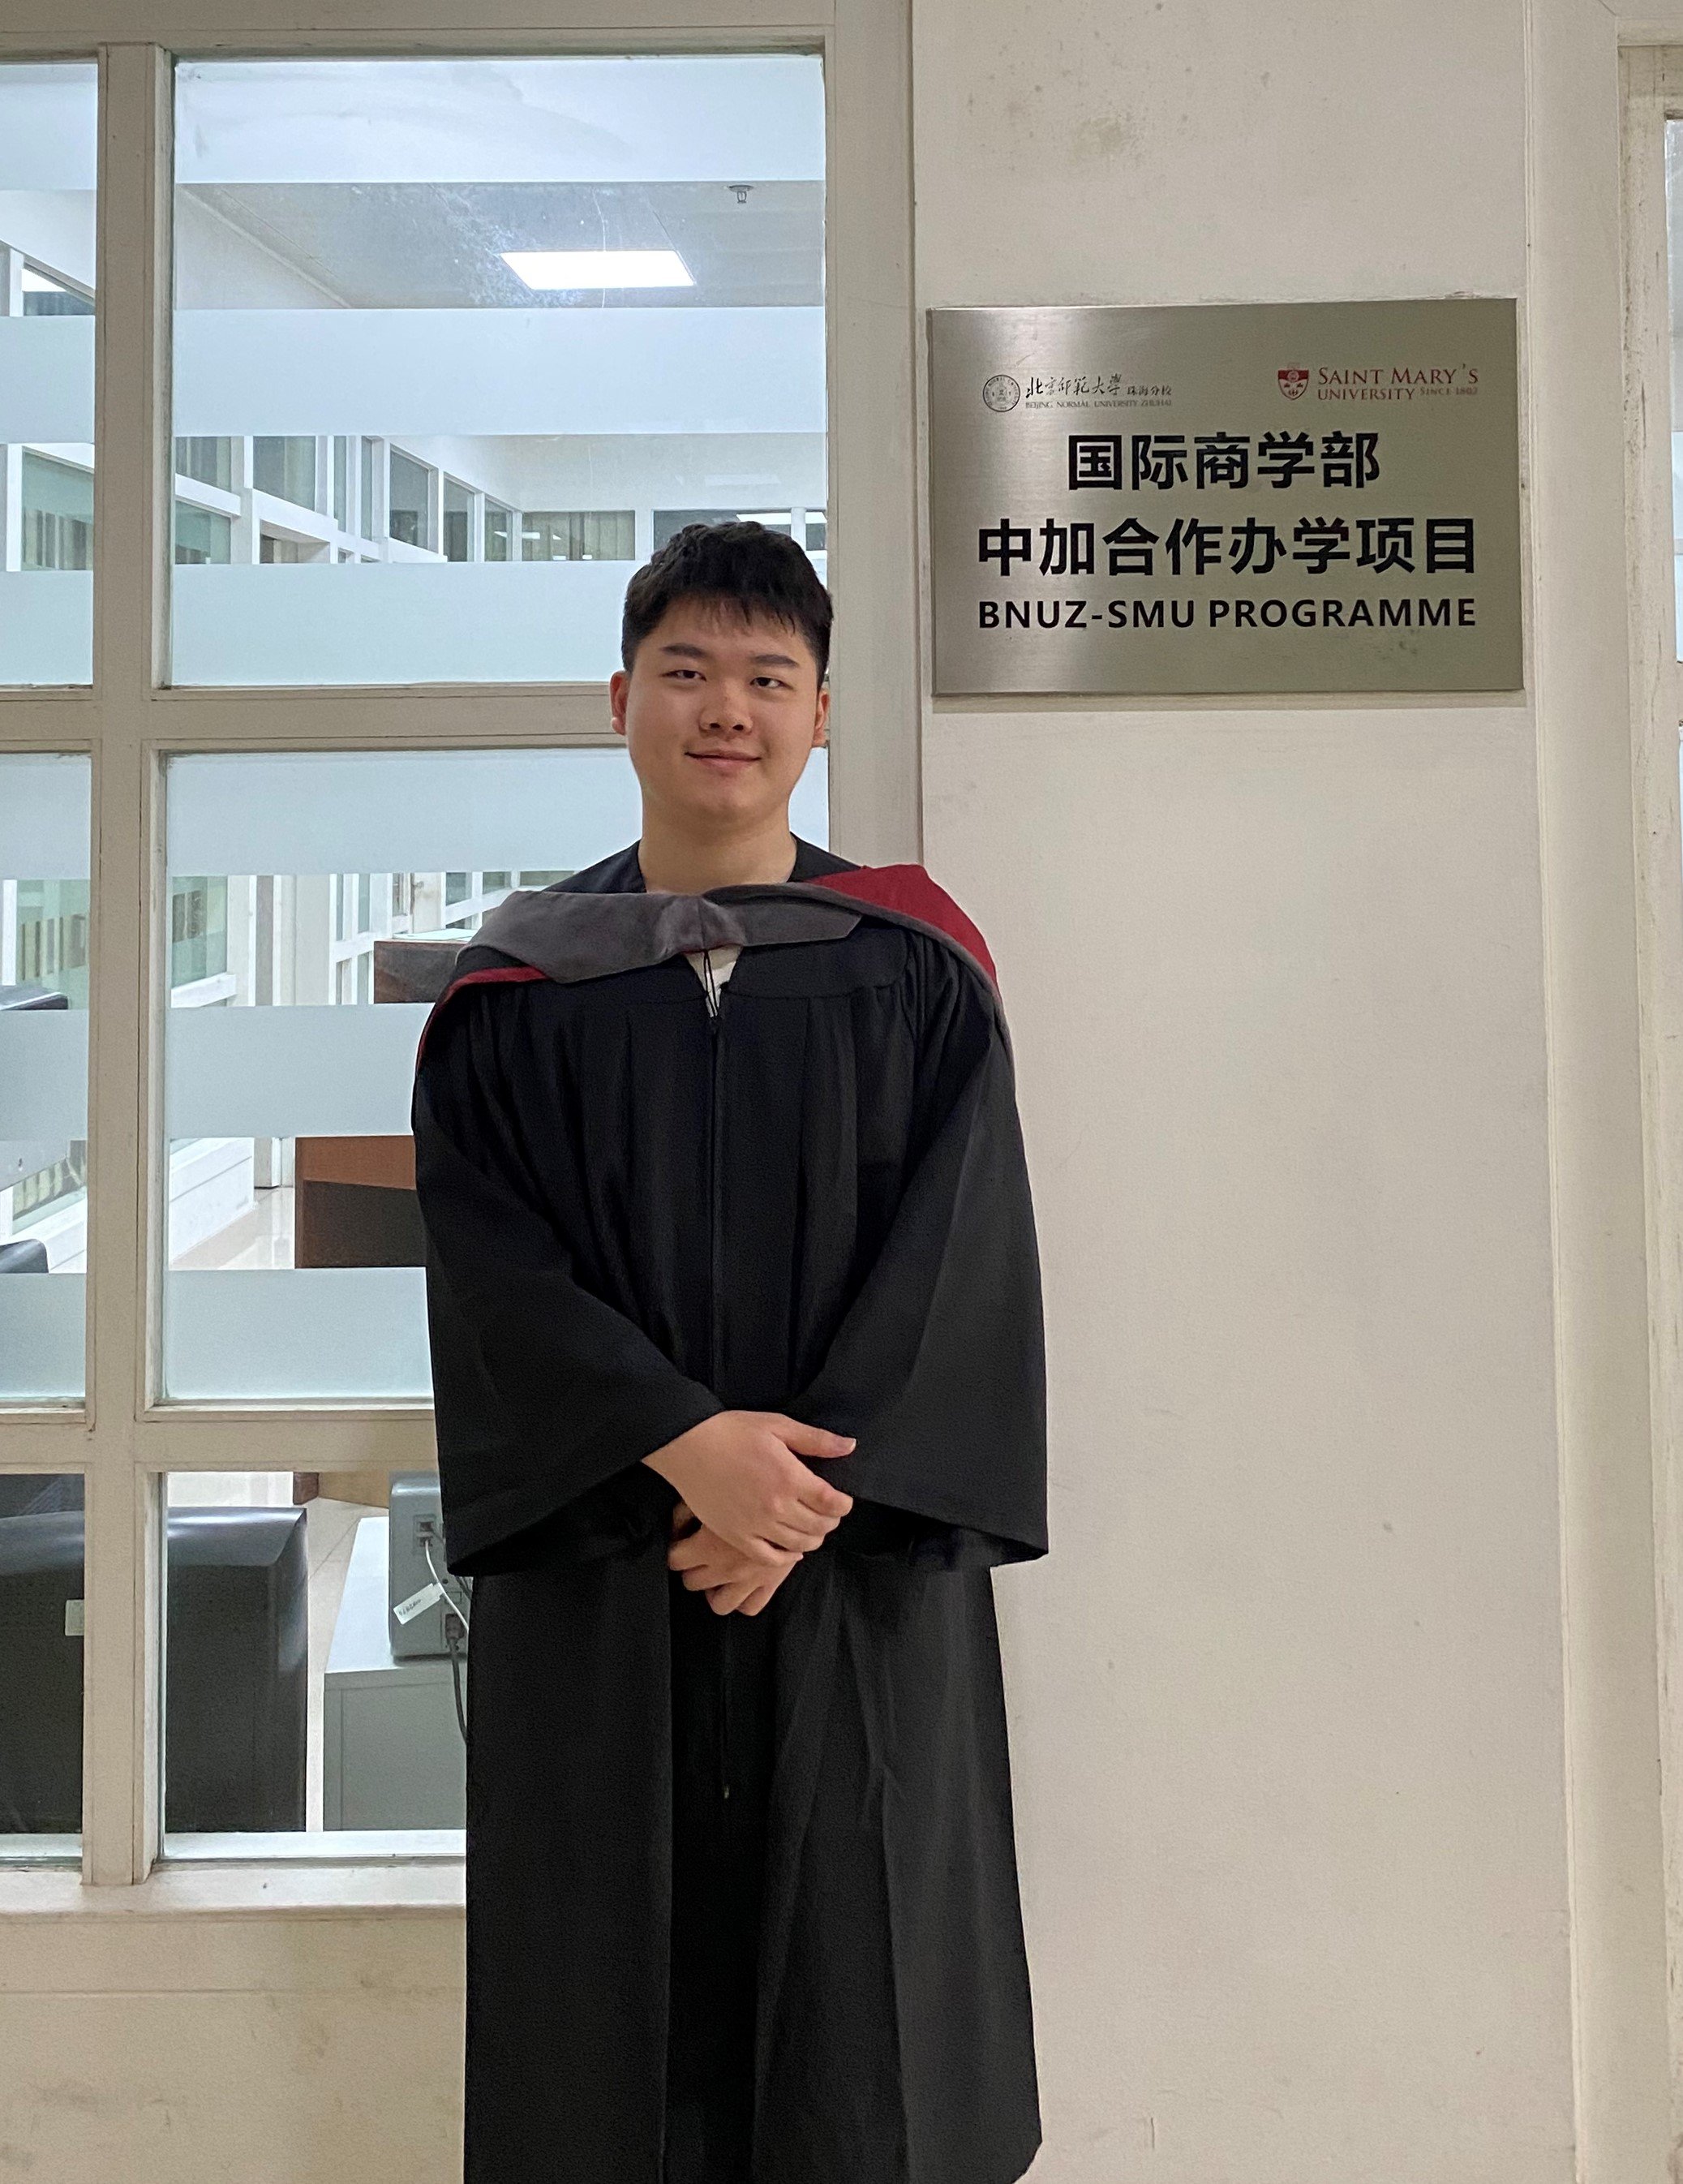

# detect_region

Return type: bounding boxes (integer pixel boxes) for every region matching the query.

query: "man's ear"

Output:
[608,667,630,737]
[812,684,831,748]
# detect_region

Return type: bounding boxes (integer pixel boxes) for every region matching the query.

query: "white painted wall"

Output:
[0,1880,466,2182]
[915,1,1664,2180]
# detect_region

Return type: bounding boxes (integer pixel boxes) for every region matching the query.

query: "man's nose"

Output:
[698,689,754,733]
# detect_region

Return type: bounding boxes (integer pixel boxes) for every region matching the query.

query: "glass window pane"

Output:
[359,435,378,539]
[177,435,233,491]
[169,55,825,686]
[522,509,635,562]
[1,756,90,1404]
[388,448,433,549]
[162,1469,463,1845]
[252,434,317,509]
[174,504,231,565]
[655,505,792,549]
[0,64,98,686]
[22,454,93,570]
[159,748,823,1401]
[442,477,470,562]
[0,1474,86,1855]
[22,273,92,320]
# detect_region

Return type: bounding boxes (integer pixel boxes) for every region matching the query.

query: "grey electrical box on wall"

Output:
[387,1471,469,1662]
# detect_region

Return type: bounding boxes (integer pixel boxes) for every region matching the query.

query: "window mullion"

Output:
[824,0,917,862]
[81,41,170,1888]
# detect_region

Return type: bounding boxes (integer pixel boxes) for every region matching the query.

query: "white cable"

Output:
[423,1535,471,1634]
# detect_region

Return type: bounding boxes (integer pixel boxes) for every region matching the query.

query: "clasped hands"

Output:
[642,1410,856,1617]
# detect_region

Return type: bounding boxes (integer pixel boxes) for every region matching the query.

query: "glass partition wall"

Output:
[0,58,97,1859]
[0,756,91,1405]
[158,744,820,1409]
[0,34,849,1878]
[0,63,98,686]
[169,55,826,686]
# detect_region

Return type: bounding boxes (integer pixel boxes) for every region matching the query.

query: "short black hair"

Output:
[620,520,832,681]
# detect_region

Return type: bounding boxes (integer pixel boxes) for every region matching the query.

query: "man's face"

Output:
[608,595,829,834]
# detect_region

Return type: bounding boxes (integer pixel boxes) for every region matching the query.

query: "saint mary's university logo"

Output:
[981,374,1021,412]
[1277,366,1311,400]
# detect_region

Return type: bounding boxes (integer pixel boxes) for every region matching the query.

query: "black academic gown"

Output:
[410,836,1048,2184]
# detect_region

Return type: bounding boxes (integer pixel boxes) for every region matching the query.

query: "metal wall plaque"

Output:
[928,299,1522,696]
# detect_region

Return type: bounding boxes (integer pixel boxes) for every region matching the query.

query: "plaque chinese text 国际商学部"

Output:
[927,299,1522,696]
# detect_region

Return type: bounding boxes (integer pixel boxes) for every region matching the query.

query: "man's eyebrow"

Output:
[656,640,803,669]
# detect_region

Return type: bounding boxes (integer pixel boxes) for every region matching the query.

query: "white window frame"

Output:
[1623,45,1683,2111]
[0,2,917,1896]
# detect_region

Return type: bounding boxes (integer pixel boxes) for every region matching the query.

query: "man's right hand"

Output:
[642,1411,855,1565]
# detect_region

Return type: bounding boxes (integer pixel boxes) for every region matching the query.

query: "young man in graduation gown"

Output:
[410,522,1049,2184]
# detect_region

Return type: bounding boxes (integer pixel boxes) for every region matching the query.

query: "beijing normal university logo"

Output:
[1277,367,1311,401]
[981,375,1022,412]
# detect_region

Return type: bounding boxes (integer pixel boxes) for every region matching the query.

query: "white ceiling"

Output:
[178,179,822,310]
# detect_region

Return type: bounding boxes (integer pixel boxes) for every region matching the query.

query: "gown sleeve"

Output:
[794,937,1050,1569]
[412,987,722,1577]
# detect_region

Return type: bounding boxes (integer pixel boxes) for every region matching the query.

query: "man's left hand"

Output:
[668,1499,803,1615]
